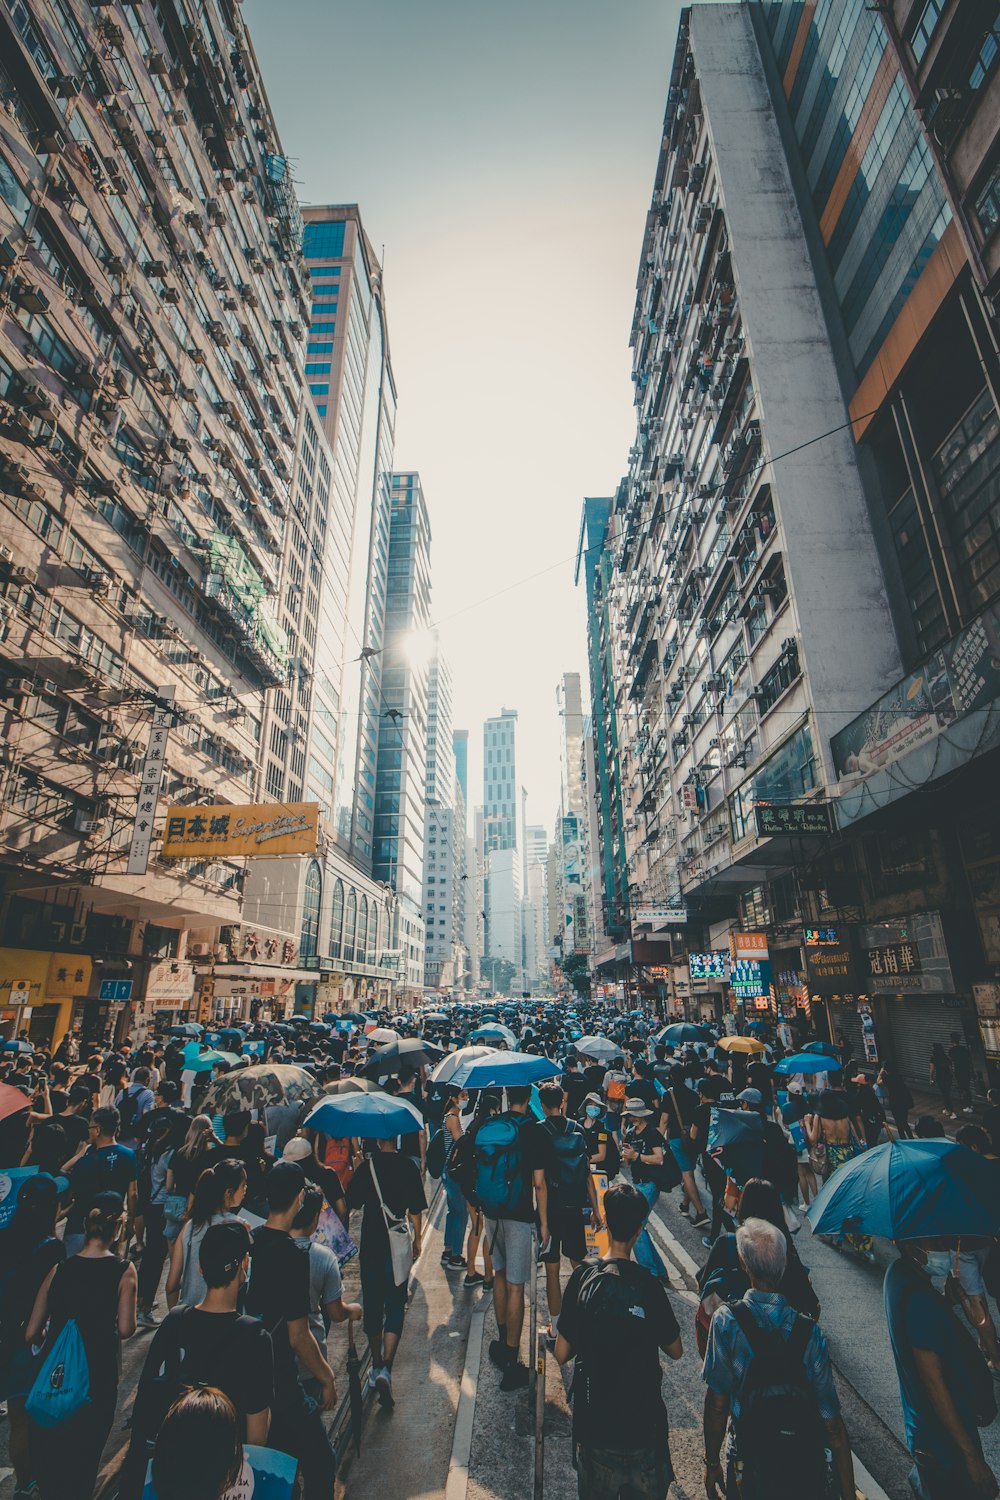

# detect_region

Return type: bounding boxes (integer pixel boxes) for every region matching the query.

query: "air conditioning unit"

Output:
[73,811,102,834]
[188,941,211,957]
[10,563,37,586]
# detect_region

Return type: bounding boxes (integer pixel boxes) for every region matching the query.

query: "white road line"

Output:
[852,1451,892,1500]
[444,1299,488,1500]
[647,1210,701,1291]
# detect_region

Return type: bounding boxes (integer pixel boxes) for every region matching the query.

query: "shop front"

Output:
[0,949,93,1050]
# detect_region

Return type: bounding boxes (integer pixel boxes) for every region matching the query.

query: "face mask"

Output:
[585,1106,601,1119]
[924,1250,953,1279]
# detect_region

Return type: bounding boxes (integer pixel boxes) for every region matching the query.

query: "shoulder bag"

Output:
[370,1156,414,1287]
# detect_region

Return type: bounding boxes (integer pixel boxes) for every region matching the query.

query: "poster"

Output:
[584,1172,610,1261]
[0,1167,67,1228]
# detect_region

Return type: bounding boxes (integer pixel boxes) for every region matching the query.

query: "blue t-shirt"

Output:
[66,1144,137,1234]
[883,1257,984,1468]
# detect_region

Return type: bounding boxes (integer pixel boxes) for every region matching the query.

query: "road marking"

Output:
[852,1452,891,1500]
[647,1211,700,1300]
[444,1298,487,1500]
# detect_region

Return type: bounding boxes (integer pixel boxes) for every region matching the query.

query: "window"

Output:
[300,860,322,959]
[976,165,1000,237]
[343,889,357,963]
[304,220,346,259]
[305,363,331,377]
[330,879,344,958]
[357,896,368,964]
[309,384,329,397]
[307,344,333,356]
[0,152,29,222]
[728,723,818,842]
[309,324,336,335]
[909,0,944,62]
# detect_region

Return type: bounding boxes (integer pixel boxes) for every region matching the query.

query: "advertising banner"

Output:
[803,926,859,995]
[162,803,319,858]
[689,952,729,981]
[755,802,832,836]
[729,931,768,961]
[856,912,955,995]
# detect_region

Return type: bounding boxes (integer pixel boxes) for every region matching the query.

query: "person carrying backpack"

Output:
[538,1083,603,1348]
[554,1181,683,1500]
[702,1217,854,1500]
[115,1066,155,1146]
[474,1084,549,1392]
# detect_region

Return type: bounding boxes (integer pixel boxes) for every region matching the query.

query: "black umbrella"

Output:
[346,1319,364,1454]
[365,1037,444,1075]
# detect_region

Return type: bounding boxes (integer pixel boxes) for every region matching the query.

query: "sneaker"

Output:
[463,1271,485,1288]
[949,1112,958,1119]
[500,1360,529,1392]
[445,1253,465,1269]
[702,1235,713,1248]
[374,1365,394,1409]
[963,1107,975,1114]
[483,1277,494,1289]
[488,1338,509,1369]
[440,1251,452,1266]
[365,1369,378,1396]
[545,1325,557,1350]
[137,1309,160,1329]
[691,1212,709,1228]
[677,1201,691,1217]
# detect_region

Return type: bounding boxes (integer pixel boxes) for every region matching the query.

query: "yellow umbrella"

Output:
[717,1035,766,1055]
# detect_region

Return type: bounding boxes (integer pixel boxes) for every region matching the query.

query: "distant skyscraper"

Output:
[373,473,432,1002]
[482,709,524,965]
[556,674,591,960]
[453,730,469,811]
[302,206,396,872]
[423,634,461,991]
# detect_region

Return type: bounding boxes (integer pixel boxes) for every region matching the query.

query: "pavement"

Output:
[0,1088,994,1500]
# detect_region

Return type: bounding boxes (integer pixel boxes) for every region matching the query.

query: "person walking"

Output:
[62,1105,138,1255]
[148,1387,244,1500]
[949,1032,975,1114]
[555,1181,683,1500]
[621,1095,675,1282]
[879,1066,915,1139]
[166,1113,221,1214]
[440,1086,470,1271]
[25,1191,137,1500]
[658,1070,709,1227]
[289,1184,362,1393]
[930,1043,956,1120]
[165,1159,249,1310]
[804,1089,873,1261]
[885,1235,999,1499]
[537,1082,603,1348]
[702,1217,855,1500]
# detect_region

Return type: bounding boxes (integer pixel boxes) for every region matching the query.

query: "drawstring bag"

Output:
[370,1157,414,1287]
[25,1318,90,1427]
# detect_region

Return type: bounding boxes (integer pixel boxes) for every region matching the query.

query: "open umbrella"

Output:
[1,1040,32,1054]
[346,1318,364,1455]
[0,1082,31,1122]
[774,1052,840,1075]
[443,1049,562,1090]
[469,1023,517,1047]
[657,1023,713,1044]
[429,1045,498,1086]
[802,1041,839,1054]
[421,1012,448,1023]
[366,1026,399,1045]
[717,1036,766,1055]
[169,1023,204,1038]
[322,1077,382,1096]
[202,1063,324,1118]
[807,1139,1000,1240]
[575,1036,621,1063]
[365,1037,444,1074]
[303,1091,423,1140]
[185,1048,242,1074]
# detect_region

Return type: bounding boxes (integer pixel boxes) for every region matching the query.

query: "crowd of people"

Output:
[0,1002,997,1500]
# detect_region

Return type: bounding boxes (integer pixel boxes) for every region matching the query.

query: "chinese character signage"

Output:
[162,803,319,858]
[634,905,688,925]
[689,952,729,981]
[803,926,858,995]
[856,912,954,995]
[755,803,832,836]
[730,958,772,1000]
[127,691,174,876]
[729,932,768,960]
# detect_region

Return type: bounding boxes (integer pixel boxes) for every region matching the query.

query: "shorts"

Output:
[484,1216,533,1284]
[957,1248,986,1298]
[576,1444,672,1500]
[360,1254,408,1341]
[541,1206,587,1266]
[668,1137,695,1173]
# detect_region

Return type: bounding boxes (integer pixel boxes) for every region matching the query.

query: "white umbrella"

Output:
[429,1044,498,1086]
[575,1035,621,1063]
[367,1026,399,1045]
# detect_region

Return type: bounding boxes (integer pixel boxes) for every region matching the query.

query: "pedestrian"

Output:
[0,1175,65,1500]
[949,1032,975,1114]
[289,1183,362,1393]
[885,1235,999,1499]
[554,1181,683,1500]
[245,1161,339,1498]
[345,1128,426,1407]
[848,1072,887,1149]
[134,1086,187,1328]
[982,1088,1000,1155]
[166,1113,221,1214]
[931,1042,956,1119]
[149,1387,244,1500]
[879,1066,914,1138]
[472,1082,549,1390]
[579,1091,620,1177]
[120,1220,273,1500]
[116,1066,155,1146]
[280,1135,348,1223]
[440,1085,470,1270]
[657,1068,709,1226]
[395,1065,428,1175]
[537,1083,603,1347]
[62,1104,138,1255]
[698,1178,819,1334]
[702,1217,855,1500]
[25,1191,137,1500]
[804,1088,873,1261]
[456,1089,497,1288]
[165,1160,249,1309]
[621,1095,676,1282]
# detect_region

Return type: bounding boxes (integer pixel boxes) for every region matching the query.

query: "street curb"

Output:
[444,1298,487,1500]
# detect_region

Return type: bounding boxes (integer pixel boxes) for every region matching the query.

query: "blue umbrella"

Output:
[170,1023,204,1038]
[469,1023,517,1047]
[185,1048,241,1073]
[802,1041,839,1055]
[303,1091,424,1140]
[807,1139,1000,1240]
[657,1023,713,1043]
[774,1052,841,1075]
[444,1049,562,1089]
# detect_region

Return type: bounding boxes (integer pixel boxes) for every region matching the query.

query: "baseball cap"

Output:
[199,1221,252,1284]
[281,1136,313,1162]
[786,1079,804,1095]
[623,1097,653,1118]
[737,1088,763,1105]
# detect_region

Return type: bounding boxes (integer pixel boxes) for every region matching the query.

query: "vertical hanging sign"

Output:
[127,688,175,876]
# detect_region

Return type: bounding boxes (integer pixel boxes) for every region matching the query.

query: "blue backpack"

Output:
[473,1114,526,1217]
[25,1318,90,1427]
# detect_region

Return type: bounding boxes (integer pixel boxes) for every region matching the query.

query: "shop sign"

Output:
[689,952,729,981]
[755,802,832,836]
[127,691,174,876]
[729,932,768,961]
[238,929,298,965]
[145,961,195,1003]
[162,803,319,858]
[804,925,858,995]
[0,950,92,1004]
[980,1018,1000,1059]
[730,958,772,1000]
[856,912,954,995]
[46,955,92,998]
[973,982,1000,1018]
[634,906,688,925]
[196,977,215,1026]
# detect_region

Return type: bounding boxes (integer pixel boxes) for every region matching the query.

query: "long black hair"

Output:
[0,1173,59,1268]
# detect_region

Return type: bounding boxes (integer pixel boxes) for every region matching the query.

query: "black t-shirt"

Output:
[559,1258,680,1452]
[563,1071,588,1116]
[246,1227,311,1412]
[660,1084,696,1141]
[58,1111,91,1155]
[168,1146,215,1199]
[346,1151,427,1261]
[746,1061,773,1098]
[629,1080,659,1111]
[140,1307,274,1430]
[622,1123,666,1185]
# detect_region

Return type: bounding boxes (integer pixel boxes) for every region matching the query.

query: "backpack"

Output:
[543,1119,590,1208]
[25,1318,91,1428]
[695,1234,746,1356]
[729,1302,827,1500]
[446,1128,477,1201]
[569,1259,651,1440]
[605,1072,627,1104]
[425,1126,448,1181]
[472,1113,527,1217]
[117,1085,143,1140]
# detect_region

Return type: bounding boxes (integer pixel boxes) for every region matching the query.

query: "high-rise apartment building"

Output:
[301,206,395,872]
[423,632,461,990]
[373,471,431,1004]
[556,673,592,960]
[0,0,313,1045]
[481,708,523,964]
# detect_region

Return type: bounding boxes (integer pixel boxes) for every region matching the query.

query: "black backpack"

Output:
[543,1118,590,1208]
[117,1085,143,1140]
[729,1302,828,1500]
[425,1126,448,1181]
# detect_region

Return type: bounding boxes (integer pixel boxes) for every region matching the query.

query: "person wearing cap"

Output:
[281,1134,348,1225]
[621,1097,671,1283]
[120,1220,274,1500]
[245,1161,339,1499]
[580,1091,619,1177]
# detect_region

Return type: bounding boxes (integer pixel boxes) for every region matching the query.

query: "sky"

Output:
[244,0,685,833]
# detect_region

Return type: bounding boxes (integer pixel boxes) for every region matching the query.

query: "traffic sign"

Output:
[99,979,133,1002]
